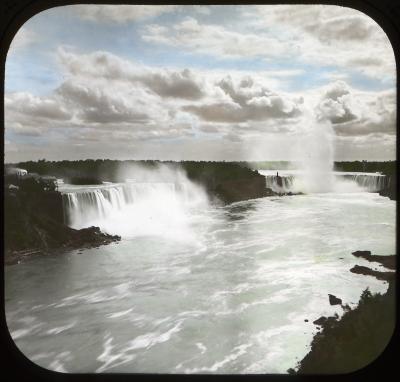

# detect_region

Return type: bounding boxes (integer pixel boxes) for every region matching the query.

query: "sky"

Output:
[4,4,397,162]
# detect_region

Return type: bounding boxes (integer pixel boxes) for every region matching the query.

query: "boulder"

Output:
[328,294,342,305]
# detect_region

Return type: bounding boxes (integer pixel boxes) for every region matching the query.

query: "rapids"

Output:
[5,171,395,373]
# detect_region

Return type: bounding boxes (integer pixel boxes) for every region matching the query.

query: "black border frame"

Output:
[1,1,399,381]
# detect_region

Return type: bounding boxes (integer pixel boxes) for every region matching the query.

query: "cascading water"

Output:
[62,183,176,227]
[263,107,389,195]
[60,165,210,240]
[265,174,295,193]
[259,170,387,194]
[339,173,387,192]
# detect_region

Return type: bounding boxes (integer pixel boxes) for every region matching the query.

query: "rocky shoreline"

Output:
[291,250,396,374]
[4,191,120,266]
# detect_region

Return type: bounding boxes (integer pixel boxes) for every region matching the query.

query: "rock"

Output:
[4,190,121,265]
[214,177,272,204]
[304,319,309,322]
[350,265,395,281]
[313,316,328,326]
[295,278,395,374]
[352,251,396,270]
[352,250,371,257]
[328,294,342,305]
[341,304,351,312]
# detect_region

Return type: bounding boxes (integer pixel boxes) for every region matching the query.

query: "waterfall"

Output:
[61,182,176,228]
[265,175,295,193]
[259,170,387,194]
[338,174,387,192]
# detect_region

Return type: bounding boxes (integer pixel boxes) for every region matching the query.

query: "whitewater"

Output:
[5,167,395,373]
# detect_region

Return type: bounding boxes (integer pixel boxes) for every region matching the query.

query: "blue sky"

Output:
[4,4,396,161]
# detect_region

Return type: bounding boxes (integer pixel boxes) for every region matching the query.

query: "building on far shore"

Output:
[4,166,58,192]
[5,167,28,177]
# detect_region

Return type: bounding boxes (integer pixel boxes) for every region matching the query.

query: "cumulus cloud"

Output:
[55,81,150,124]
[314,81,396,137]
[5,92,71,121]
[58,49,205,100]
[139,69,205,100]
[316,81,359,124]
[5,45,395,162]
[5,92,72,138]
[183,75,302,123]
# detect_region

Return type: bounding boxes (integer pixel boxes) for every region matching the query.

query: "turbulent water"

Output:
[5,171,396,374]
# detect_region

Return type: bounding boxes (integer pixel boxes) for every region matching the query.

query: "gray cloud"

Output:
[139,69,204,100]
[5,92,71,121]
[5,47,395,162]
[56,81,149,124]
[71,4,178,24]
[58,49,204,101]
[316,82,396,137]
[305,15,374,42]
[183,76,301,123]
[316,81,358,124]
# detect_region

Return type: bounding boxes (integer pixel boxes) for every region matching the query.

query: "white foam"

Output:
[46,321,76,335]
[184,344,251,373]
[106,308,134,319]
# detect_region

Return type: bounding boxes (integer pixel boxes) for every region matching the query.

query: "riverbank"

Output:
[292,251,396,374]
[4,191,120,266]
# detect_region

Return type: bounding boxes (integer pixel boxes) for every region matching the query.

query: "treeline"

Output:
[10,159,261,185]
[334,161,396,177]
[8,158,396,184]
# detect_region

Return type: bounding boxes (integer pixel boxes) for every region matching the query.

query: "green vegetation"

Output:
[12,159,262,183]
[334,161,396,177]
[10,160,269,203]
[295,282,395,374]
[13,159,396,178]
[294,251,396,375]
[4,191,120,265]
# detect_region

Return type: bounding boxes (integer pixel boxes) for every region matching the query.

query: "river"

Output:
[5,171,396,373]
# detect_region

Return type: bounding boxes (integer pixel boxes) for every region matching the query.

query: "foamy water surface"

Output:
[5,186,395,373]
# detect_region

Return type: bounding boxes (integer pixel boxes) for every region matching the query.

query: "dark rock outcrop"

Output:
[214,177,273,204]
[350,265,395,281]
[352,250,396,270]
[294,253,396,374]
[313,316,328,326]
[4,191,120,266]
[328,294,342,305]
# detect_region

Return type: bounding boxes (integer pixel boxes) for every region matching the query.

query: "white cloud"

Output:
[72,4,178,23]
[252,4,395,82]
[5,48,396,161]
[142,17,293,60]
[183,75,302,123]
[314,81,396,137]
[141,6,395,84]
[57,48,205,100]
[8,26,37,53]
